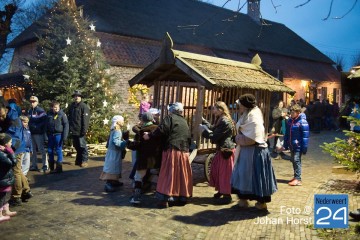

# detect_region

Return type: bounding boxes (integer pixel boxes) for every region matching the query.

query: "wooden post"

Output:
[194,85,205,149]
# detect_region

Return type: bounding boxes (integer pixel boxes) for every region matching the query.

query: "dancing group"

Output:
[99,93,308,209]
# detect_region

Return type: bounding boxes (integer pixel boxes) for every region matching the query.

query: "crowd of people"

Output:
[1,88,359,222]
[0,90,90,224]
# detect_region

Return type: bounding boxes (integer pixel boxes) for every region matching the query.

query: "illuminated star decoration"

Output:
[23,74,30,80]
[66,37,72,45]
[96,83,100,88]
[65,103,68,108]
[103,118,109,125]
[26,61,31,66]
[62,54,69,62]
[89,23,96,31]
[103,100,108,107]
[96,40,101,47]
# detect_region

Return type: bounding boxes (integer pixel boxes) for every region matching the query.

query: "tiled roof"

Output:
[98,33,216,67]
[256,52,340,82]
[9,0,332,64]
[99,33,339,83]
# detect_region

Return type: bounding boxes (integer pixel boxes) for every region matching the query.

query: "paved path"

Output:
[0,130,358,240]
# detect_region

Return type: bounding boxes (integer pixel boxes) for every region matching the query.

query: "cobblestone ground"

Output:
[0,131,358,240]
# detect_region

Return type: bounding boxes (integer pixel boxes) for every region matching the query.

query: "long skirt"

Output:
[209,149,235,195]
[99,149,122,181]
[156,149,193,201]
[231,145,277,203]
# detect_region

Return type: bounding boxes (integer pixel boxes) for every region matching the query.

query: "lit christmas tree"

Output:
[27,0,117,143]
[321,115,360,174]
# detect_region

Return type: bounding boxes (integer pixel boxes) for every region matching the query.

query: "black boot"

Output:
[49,161,55,172]
[21,191,33,202]
[104,181,115,192]
[55,162,63,173]
[349,209,360,221]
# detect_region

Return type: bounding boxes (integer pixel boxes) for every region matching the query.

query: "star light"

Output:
[96,40,101,47]
[23,74,30,80]
[66,37,72,45]
[103,100,108,107]
[65,103,68,108]
[62,54,69,62]
[89,23,96,31]
[103,118,109,125]
[96,83,100,88]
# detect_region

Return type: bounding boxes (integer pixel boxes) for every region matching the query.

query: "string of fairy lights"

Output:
[27,0,113,125]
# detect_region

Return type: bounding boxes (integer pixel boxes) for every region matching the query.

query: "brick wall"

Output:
[9,43,36,72]
[107,66,144,126]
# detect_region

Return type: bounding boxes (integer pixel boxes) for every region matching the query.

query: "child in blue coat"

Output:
[281,104,309,186]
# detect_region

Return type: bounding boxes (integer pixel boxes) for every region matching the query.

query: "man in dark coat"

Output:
[27,96,48,172]
[68,90,90,167]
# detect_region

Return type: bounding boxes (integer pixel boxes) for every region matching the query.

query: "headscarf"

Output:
[148,108,160,115]
[168,102,184,114]
[111,115,124,130]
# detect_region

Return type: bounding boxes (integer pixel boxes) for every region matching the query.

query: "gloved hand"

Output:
[122,130,130,141]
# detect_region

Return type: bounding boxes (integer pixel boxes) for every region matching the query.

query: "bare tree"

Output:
[327,54,346,72]
[0,0,56,72]
[351,52,360,67]
[0,1,20,60]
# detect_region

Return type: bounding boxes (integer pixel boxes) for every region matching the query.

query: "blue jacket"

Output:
[283,113,309,154]
[28,106,47,134]
[5,106,26,154]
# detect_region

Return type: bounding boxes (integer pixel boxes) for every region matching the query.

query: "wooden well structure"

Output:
[129,33,295,155]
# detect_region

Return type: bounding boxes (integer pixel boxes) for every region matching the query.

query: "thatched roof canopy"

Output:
[348,66,360,79]
[129,33,295,95]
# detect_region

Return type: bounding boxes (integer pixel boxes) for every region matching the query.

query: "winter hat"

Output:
[148,108,160,115]
[141,112,154,123]
[71,90,83,97]
[167,102,184,114]
[238,94,256,109]
[29,96,39,102]
[0,133,12,146]
[110,115,124,129]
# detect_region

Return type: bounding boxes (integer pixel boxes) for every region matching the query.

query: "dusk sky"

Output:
[2,0,359,72]
[212,0,360,71]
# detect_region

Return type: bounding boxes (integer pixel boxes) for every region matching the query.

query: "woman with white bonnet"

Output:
[143,102,193,208]
[99,115,128,192]
[231,94,277,210]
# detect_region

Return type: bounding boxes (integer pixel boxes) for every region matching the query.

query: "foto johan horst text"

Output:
[254,216,312,225]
